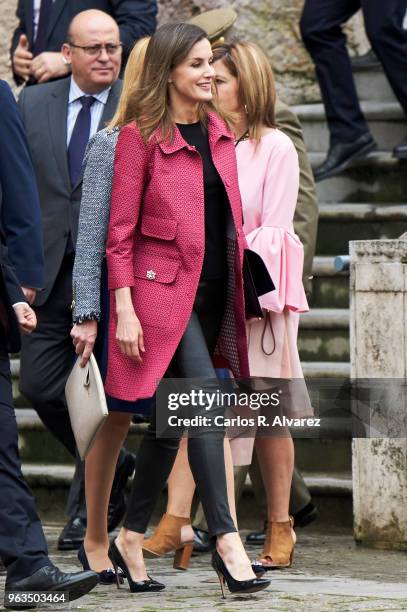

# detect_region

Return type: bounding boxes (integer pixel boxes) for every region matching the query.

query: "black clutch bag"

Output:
[243,249,275,319]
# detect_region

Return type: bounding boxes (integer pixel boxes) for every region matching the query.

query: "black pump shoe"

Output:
[251,560,266,576]
[78,543,124,585]
[211,550,270,598]
[108,539,165,593]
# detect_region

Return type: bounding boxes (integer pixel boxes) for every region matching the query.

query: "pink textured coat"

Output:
[105,113,250,401]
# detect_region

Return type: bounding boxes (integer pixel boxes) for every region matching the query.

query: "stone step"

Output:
[25,462,353,526]
[300,308,349,329]
[16,392,352,470]
[319,202,407,220]
[302,361,350,378]
[299,309,349,362]
[353,65,397,104]
[21,462,352,496]
[11,353,353,382]
[293,102,406,152]
[310,256,349,309]
[16,408,146,464]
[310,152,407,203]
[316,201,407,254]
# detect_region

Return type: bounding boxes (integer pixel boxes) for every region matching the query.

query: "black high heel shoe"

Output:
[78,543,124,585]
[108,539,165,592]
[251,560,266,576]
[212,550,270,598]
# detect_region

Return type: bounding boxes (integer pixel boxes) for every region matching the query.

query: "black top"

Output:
[177,121,228,281]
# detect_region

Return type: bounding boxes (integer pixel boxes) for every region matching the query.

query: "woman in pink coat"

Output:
[144,40,313,573]
[104,24,269,597]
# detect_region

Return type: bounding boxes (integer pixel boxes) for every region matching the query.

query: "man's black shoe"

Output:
[293,502,319,527]
[313,133,377,182]
[192,527,216,554]
[57,517,86,551]
[107,452,136,532]
[393,135,407,160]
[4,565,99,609]
[246,504,319,545]
[350,49,380,70]
[246,521,267,546]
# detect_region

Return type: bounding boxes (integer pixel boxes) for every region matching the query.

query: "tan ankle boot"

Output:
[259,516,296,569]
[142,513,194,570]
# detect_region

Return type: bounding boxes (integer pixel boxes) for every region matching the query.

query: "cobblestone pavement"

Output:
[2,524,407,611]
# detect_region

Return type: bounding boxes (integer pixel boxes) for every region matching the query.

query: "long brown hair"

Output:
[212,41,277,143]
[108,37,150,130]
[115,23,224,142]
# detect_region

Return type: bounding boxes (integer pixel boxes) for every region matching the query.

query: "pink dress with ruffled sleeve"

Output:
[230,129,312,465]
[238,129,308,316]
[230,129,313,466]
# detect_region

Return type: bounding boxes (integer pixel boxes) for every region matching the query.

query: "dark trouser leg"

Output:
[0,347,51,583]
[362,0,407,116]
[124,280,236,537]
[300,0,370,145]
[290,467,312,514]
[249,453,267,514]
[193,465,247,533]
[65,456,86,519]
[122,412,180,533]
[19,256,86,519]
[19,256,77,455]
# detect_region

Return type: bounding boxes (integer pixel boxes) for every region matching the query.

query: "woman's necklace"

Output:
[234,130,249,147]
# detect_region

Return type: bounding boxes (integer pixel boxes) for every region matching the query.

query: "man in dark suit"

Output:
[0,81,44,303]
[18,10,135,552]
[0,81,98,609]
[300,0,407,180]
[11,0,157,85]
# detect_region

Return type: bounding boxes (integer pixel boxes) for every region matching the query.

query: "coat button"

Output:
[146,270,156,280]
[225,178,231,187]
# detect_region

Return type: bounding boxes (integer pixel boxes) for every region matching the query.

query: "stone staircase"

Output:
[295,62,407,367]
[13,61,406,525]
[292,61,407,522]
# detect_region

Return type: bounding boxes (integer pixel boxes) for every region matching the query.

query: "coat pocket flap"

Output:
[140,215,178,240]
[134,253,180,284]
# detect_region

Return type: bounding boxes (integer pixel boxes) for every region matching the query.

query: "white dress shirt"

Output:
[66,77,111,147]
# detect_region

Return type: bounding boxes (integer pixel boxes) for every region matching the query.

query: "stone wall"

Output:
[0,0,369,103]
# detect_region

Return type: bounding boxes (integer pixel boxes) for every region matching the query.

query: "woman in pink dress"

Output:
[144,39,312,571]
[212,41,312,569]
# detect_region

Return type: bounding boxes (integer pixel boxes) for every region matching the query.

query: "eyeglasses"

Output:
[69,43,123,56]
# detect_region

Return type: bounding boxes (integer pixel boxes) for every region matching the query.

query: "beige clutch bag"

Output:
[65,353,108,460]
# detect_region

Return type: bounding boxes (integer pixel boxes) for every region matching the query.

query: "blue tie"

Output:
[68,96,96,187]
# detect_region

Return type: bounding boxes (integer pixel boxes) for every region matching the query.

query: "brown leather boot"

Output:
[142,513,194,570]
[259,516,296,569]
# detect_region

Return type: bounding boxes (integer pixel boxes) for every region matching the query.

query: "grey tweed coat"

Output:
[72,127,119,323]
